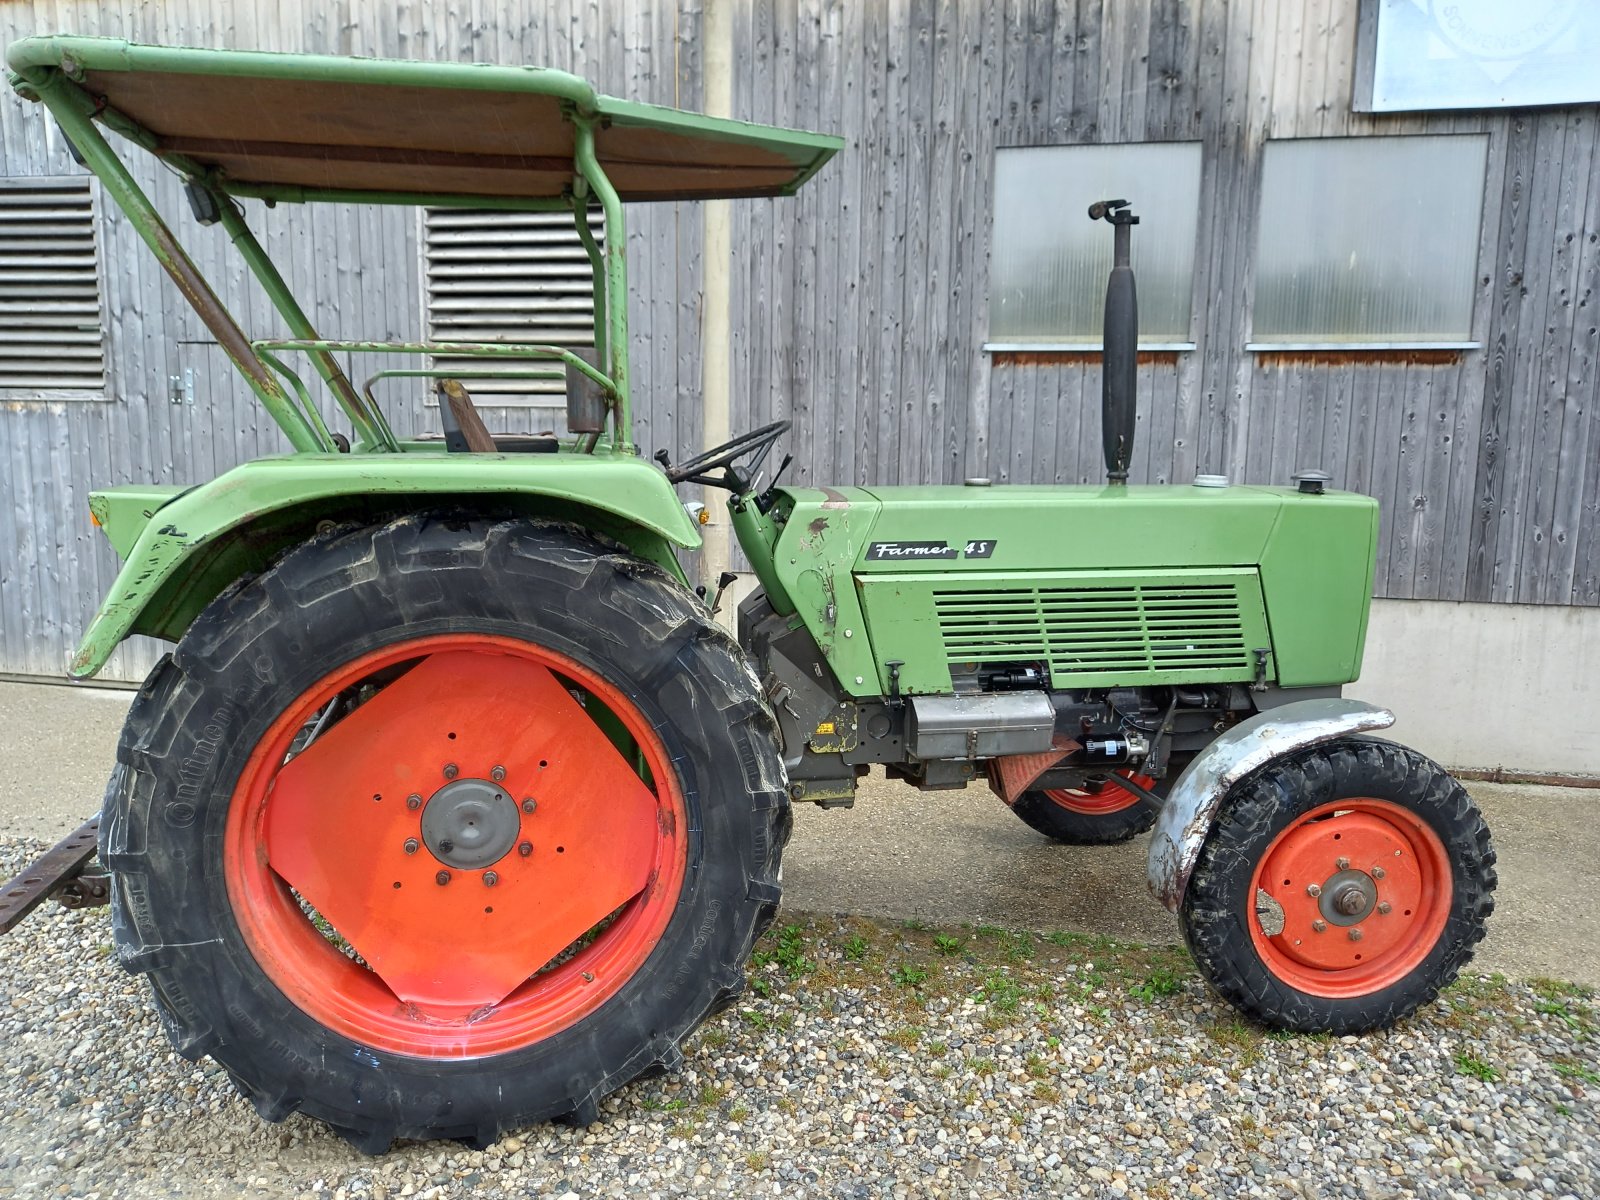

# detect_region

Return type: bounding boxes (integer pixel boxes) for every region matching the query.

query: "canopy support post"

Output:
[569,188,607,370]
[22,67,330,453]
[213,194,400,451]
[571,115,633,456]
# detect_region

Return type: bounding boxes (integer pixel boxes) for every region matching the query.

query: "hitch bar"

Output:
[0,817,107,936]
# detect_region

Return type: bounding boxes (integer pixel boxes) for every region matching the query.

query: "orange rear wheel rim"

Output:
[1043,771,1153,816]
[222,634,687,1058]
[1248,798,1452,999]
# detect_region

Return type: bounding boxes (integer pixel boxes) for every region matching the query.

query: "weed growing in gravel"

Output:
[1553,1060,1600,1085]
[1130,967,1185,1002]
[842,935,869,961]
[1454,1052,1500,1082]
[932,934,964,956]
[974,971,1025,1013]
[886,1025,922,1049]
[751,923,815,980]
[891,963,928,988]
[1205,1018,1265,1067]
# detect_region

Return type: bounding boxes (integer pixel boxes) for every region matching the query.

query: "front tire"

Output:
[100,515,789,1151]
[1180,738,1494,1033]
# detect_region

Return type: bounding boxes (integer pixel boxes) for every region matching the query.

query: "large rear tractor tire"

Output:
[1180,738,1494,1033]
[1009,770,1162,845]
[99,515,789,1151]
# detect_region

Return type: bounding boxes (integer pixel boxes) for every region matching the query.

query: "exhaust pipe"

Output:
[1089,199,1139,484]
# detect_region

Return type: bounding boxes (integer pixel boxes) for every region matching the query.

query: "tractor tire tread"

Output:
[1180,738,1495,1034]
[99,513,789,1152]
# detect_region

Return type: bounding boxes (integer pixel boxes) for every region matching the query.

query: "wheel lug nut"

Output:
[403,838,419,855]
[1348,928,1363,942]
[1305,883,1322,898]
[522,798,537,814]
[1311,920,1327,933]
[483,871,498,887]
[443,763,459,780]
[435,870,451,886]
[1377,902,1392,915]
[519,841,533,857]
[1371,866,1386,879]
[406,793,422,811]
[490,765,506,783]
[1336,857,1350,870]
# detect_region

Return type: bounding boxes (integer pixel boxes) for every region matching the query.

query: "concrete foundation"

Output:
[1357,598,1600,779]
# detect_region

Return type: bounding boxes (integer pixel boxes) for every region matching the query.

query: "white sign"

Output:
[1368,0,1600,111]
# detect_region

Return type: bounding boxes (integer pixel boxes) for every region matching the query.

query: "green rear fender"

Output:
[74,454,700,679]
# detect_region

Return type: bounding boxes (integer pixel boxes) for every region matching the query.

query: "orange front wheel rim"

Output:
[1248,798,1453,999]
[222,634,688,1058]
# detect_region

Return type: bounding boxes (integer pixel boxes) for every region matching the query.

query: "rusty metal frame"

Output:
[0,817,105,936]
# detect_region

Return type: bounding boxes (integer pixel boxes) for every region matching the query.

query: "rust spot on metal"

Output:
[1253,349,1461,368]
[807,516,828,537]
[819,487,851,510]
[147,222,284,395]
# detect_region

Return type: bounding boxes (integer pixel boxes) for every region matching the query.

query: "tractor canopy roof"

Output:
[7,36,842,205]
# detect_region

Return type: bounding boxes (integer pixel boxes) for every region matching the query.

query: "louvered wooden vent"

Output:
[0,179,105,397]
[423,209,600,408]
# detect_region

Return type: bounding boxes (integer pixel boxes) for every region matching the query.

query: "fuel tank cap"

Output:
[1193,474,1229,488]
[964,477,992,487]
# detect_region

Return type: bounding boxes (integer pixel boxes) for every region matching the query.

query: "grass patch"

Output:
[890,963,928,989]
[1129,966,1186,1002]
[1205,1018,1265,1066]
[1454,1052,1499,1082]
[1554,1060,1600,1085]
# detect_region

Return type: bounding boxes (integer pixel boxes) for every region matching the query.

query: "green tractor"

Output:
[0,38,1494,1151]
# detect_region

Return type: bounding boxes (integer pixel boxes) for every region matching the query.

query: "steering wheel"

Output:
[663,419,792,488]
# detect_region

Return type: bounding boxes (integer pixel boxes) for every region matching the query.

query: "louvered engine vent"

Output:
[933,581,1252,678]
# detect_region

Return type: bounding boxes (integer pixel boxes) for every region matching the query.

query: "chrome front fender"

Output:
[1146,698,1396,911]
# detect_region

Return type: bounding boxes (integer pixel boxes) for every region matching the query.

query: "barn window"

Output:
[1248,135,1488,349]
[985,142,1202,351]
[0,177,106,399]
[423,208,601,410]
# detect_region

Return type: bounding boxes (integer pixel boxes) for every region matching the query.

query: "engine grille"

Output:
[933,580,1255,681]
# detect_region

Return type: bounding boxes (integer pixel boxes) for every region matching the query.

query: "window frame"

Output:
[0,174,110,403]
[982,140,1203,354]
[1244,133,1489,353]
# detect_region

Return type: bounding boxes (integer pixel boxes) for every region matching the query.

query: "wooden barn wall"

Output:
[1,0,1596,683]
[0,0,706,681]
[727,0,1600,608]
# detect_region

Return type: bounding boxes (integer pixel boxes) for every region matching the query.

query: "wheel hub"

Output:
[421,778,520,868]
[1320,868,1378,926]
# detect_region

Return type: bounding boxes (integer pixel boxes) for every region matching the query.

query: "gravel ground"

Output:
[2,836,1597,1200]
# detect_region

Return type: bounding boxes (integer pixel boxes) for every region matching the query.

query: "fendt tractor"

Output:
[0,38,1495,1152]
